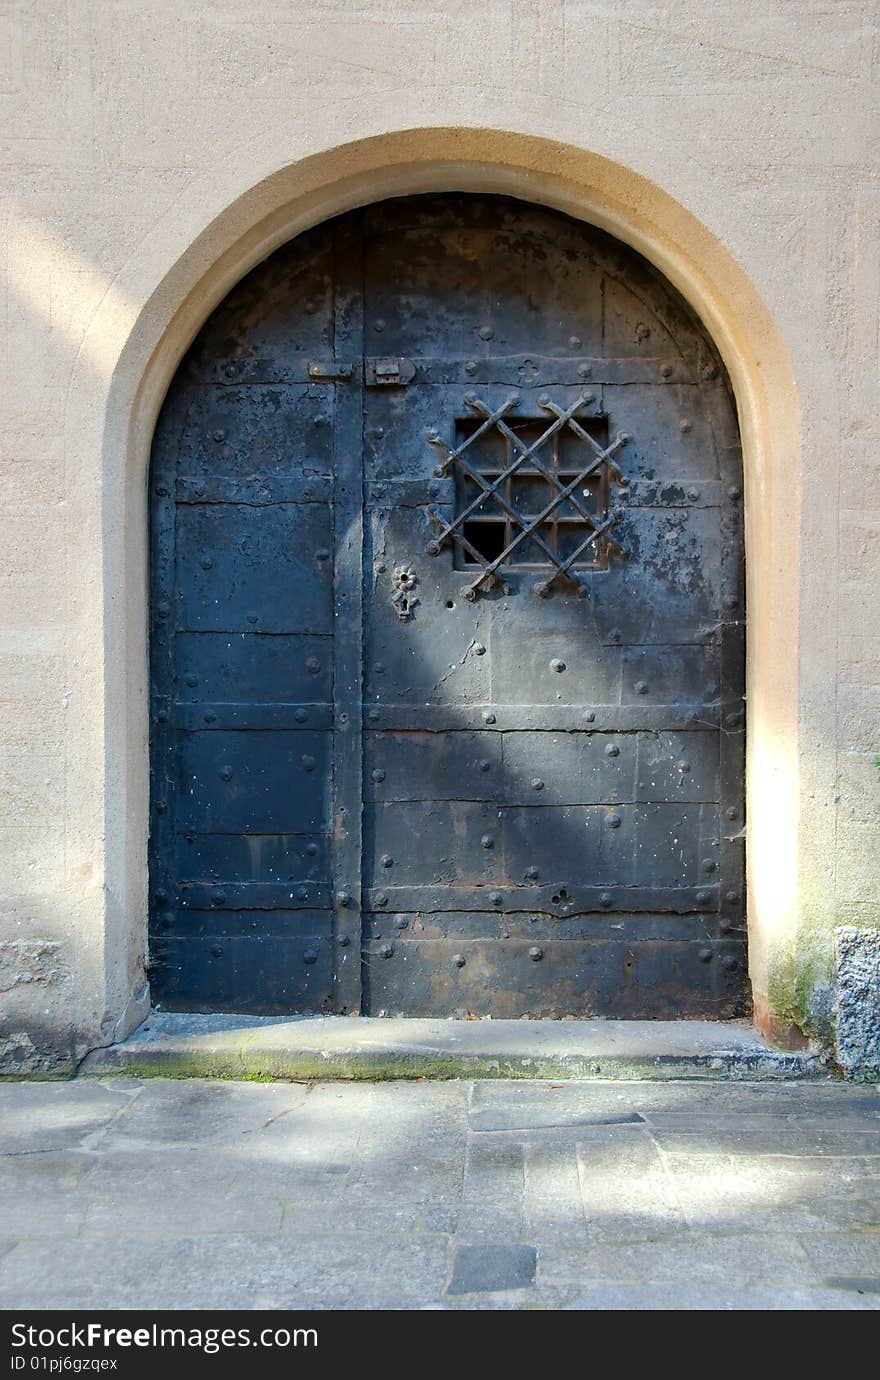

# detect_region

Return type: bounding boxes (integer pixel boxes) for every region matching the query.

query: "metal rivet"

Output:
[224,362,237,377]
[199,557,213,570]
[306,843,319,857]
[296,887,309,902]
[687,489,700,502]
[550,658,566,673]
[660,363,673,378]
[213,893,226,906]
[482,711,496,724]
[599,892,612,907]
[699,948,713,963]
[726,890,739,904]
[583,710,595,723]
[373,662,385,674]
[491,892,503,906]
[295,708,309,724]
[528,946,543,962]
[372,769,386,783]
[315,548,330,562]
[368,708,380,722]
[465,361,477,376]
[156,600,170,618]
[531,778,544,791]
[609,629,622,643]
[728,485,741,500]
[569,335,582,349]
[473,643,486,656]
[635,680,648,695]
[723,956,738,972]
[394,917,408,929]
[464,392,477,405]
[680,419,692,433]
[184,674,198,688]
[426,540,441,556]
[726,806,738,820]
[453,953,466,968]
[203,712,216,724]
[301,755,316,771]
[525,866,539,881]
[480,835,494,849]
[478,759,491,773]
[607,813,621,828]
[379,944,394,959]
[373,319,385,333]
[425,426,439,441]
[381,854,393,868]
[376,893,389,908]
[678,760,691,773]
[535,581,551,599]
[212,428,226,443]
[211,945,223,958]
[155,485,169,497]
[219,766,233,782]
[696,890,711,904]
[538,394,551,408]
[702,362,718,380]
[724,594,738,609]
[605,744,620,757]
[702,858,717,873]
[246,613,259,625]
[578,363,591,379]
[478,326,493,341]
[338,935,350,947]
[336,891,351,907]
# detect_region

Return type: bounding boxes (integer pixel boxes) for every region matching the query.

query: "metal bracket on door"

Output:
[364,357,415,387]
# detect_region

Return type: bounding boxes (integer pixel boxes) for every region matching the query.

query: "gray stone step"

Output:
[79,1014,830,1082]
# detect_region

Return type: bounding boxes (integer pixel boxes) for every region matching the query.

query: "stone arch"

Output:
[70,129,800,1043]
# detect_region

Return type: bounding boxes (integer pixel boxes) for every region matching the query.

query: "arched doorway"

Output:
[149,193,747,1019]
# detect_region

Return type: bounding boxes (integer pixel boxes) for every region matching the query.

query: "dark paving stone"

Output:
[448,1244,537,1294]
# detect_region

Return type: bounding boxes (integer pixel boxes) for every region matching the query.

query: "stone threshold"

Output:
[79,1013,832,1082]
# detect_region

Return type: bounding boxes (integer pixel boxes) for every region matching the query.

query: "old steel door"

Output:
[149,194,747,1018]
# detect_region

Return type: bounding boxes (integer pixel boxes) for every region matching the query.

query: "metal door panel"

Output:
[364,800,506,887]
[489,624,622,706]
[620,645,720,704]
[502,803,633,885]
[365,731,504,801]
[176,729,329,835]
[175,503,333,634]
[151,930,332,1014]
[499,731,638,805]
[174,632,332,707]
[636,731,719,802]
[175,386,333,483]
[362,935,746,1019]
[175,832,327,885]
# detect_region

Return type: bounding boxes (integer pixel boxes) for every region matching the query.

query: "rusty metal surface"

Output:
[149,194,747,1018]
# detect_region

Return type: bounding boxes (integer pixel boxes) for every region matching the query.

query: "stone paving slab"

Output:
[79,1013,829,1081]
[0,1077,878,1310]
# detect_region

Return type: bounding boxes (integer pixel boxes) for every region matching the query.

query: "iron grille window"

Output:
[426,394,627,600]
[452,414,611,571]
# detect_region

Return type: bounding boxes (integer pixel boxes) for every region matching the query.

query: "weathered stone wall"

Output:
[1,0,878,1071]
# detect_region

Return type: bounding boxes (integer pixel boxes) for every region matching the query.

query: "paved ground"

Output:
[1,1077,879,1310]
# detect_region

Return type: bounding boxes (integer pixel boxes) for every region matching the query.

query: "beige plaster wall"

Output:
[1,0,878,1070]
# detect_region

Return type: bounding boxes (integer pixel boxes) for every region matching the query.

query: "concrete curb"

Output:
[78,1014,833,1082]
